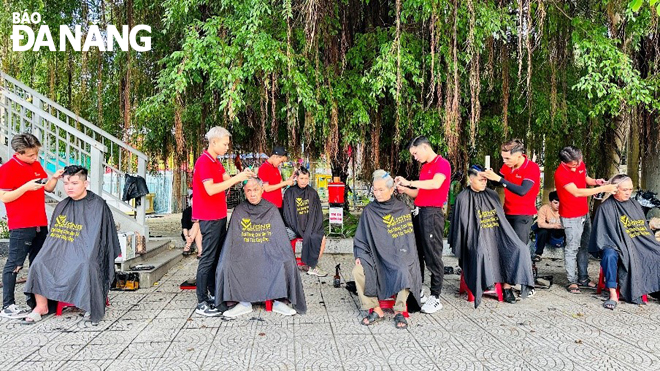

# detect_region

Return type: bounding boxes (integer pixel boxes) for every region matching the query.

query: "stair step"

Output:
[131,248,185,288]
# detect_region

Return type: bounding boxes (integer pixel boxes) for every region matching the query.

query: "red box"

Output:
[328,182,345,204]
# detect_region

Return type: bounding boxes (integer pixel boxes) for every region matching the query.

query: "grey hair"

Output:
[205,126,231,142]
[610,174,632,186]
[372,169,394,188]
[243,177,263,187]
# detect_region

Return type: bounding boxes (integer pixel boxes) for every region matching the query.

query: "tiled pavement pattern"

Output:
[1,254,659,371]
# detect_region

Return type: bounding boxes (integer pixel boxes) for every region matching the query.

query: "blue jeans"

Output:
[600,248,618,289]
[2,227,48,308]
[561,216,592,284]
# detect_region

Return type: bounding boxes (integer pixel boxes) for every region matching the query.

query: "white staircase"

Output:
[0,71,149,238]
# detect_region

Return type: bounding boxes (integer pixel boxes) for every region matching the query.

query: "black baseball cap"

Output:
[272,146,288,156]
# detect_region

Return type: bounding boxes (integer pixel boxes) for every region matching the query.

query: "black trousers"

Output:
[413,207,445,297]
[197,218,227,303]
[2,227,47,308]
[535,228,565,255]
[505,215,534,245]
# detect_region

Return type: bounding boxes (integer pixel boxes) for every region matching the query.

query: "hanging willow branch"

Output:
[467,0,481,149]
[427,3,438,108]
[394,0,402,145]
[517,0,524,81]
[444,0,461,164]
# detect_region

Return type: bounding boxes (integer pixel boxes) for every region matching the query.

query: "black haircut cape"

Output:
[588,197,660,303]
[353,197,422,305]
[449,187,534,308]
[282,184,324,267]
[215,199,307,313]
[24,191,120,322]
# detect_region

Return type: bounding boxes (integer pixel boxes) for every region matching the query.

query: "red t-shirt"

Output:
[192,151,227,220]
[500,156,540,215]
[414,155,451,208]
[258,161,283,208]
[554,161,589,218]
[0,155,48,229]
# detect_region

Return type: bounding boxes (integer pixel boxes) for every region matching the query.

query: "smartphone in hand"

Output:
[36,178,48,184]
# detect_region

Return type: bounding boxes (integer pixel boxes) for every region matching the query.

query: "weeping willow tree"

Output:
[2,0,659,211]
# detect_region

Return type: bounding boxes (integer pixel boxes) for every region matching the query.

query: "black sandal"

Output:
[577,279,596,289]
[566,284,581,294]
[394,313,408,329]
[361,311,383,326]
[603,299,618,310]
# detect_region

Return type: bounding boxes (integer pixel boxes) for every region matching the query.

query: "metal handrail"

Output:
[1,72,146,160]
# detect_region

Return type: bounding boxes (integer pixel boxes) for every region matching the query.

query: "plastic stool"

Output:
[56,297,110,316]
[596,268,647,303]
[290,238,304,266]
[459,272,504,302]
[369,295,409,318]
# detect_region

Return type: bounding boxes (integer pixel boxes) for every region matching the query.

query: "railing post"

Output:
[136,156,146,230]
[90,145,104,196]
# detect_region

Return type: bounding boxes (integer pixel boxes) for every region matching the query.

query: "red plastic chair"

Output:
[56,297,110,316]
[596,268,647,303]
[290,238,304,266]
[459,272,504,303]
[369,296,409,318]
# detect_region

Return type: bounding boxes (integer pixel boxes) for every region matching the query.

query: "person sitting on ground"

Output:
[449,165,535,307]
[282,166,327,276]
[22,166,120,324]
[588,174,660,310]
[532,191,565,262]
[181,194,202,257]
[353,170,422,329]
[215,177,306,318]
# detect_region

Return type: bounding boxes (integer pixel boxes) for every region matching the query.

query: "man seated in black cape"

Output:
[589,174,660,310]
[449,165,535,308]
[353,170,422,329]
[215,177,306,318]
[23,166,120,324]
[282,166,327,276]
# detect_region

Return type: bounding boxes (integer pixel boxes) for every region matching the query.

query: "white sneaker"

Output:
[421,295,442,314]
[272,300,296,316]
[0,304,30,319]
[420,289,428,304]
[307,267,328,277]
[223,302,253,318]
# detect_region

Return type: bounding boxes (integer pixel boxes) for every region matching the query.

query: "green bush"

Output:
[0,219,8,239]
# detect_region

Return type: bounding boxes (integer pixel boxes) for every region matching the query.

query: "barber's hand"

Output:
[52,169,65,180]
[595,178,606,186]
[355,258,361,265]
[285,176,295,186]
[396,185,408,195]
[601,184,618,193]
[394,176,408,187]
[22,179,45,191]
[482,169,502,182]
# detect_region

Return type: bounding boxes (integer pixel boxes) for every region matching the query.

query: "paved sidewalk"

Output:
[0,254,659,370]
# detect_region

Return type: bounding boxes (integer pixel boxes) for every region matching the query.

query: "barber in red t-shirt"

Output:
[0,133,63,318]
[258,146,295,214]
[395,136,451,315]
[554,146,617,294]
[482,140,540,248]
[192,127,254,317]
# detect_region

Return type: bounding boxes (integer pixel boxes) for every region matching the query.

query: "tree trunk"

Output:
[123,0,133,143]
[628,105,641,186]
[604,112,629,178]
